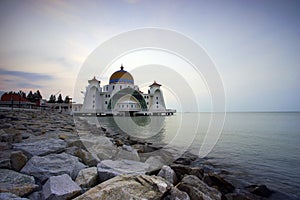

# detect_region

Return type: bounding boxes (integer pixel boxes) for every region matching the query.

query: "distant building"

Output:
[77,65,175,116]
[0,92,35,108]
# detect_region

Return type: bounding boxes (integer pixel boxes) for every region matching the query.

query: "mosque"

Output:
[79,65,175,116]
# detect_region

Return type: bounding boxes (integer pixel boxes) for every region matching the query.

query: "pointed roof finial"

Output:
[120,64,124,70]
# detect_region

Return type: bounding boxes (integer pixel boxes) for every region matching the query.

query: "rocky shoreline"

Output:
[0,109,274,200]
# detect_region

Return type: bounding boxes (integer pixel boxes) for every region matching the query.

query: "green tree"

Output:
[27,91,34,102]
[48,94,56,103]
[57,94,63,103]
[64,96,70,103]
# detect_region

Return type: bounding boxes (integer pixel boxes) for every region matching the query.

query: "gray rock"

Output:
[0,129,22,143]
[97,159,150,182]
[74,148,99,167]
[21,153,86,183]
[75,167,98,188]
[0,169,38,197]
[0,142,12,151]
[203,173,235,194]
[74,175,172,200]
[145,156,166,171]
[0,192,29,200]
[79,136,117,160]
[114,147,140,161]
[245,184,273,198]
[225,192,262,200]
[27,191,44,200]
[177,175,222,200]
[163,187,190,200]
[170,164,204,180]
[10,151,27,171]
[43,174,81,200]
[158,165,178,185]
[0,158,11,169]
[13,138,67,158]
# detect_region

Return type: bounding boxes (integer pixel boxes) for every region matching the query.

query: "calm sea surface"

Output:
[90,112,300,199]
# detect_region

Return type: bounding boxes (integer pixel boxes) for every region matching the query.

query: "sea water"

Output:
[93,112,300,199]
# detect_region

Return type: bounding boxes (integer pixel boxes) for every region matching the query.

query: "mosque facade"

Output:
[80,65,175,116]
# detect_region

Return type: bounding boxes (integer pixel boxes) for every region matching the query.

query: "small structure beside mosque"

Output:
[77,65,175,116]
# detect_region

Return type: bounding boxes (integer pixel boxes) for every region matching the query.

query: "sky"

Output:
[0,0,300,111]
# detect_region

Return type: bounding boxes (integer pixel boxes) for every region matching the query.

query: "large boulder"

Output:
[245,184,273,198]
[75,167,98,189]
[177,175,222,200]
[43,174,81,200]
[10,151,27,171]
[225,192,262,200]
[145,156,166,171]
[21,153,86,183]
[170,164,204,181]
[79,135,117,160]
[0,129,22,143]
[114,147,140,161]
[0,192,29,200]
[0,169,38,197]
[13,138,66,158]
[158,165,178,185]
[97,159,150,183]
[203,173,235,194]
[163,187,190,200]
[74,175,172,200]
[74,148,99,167]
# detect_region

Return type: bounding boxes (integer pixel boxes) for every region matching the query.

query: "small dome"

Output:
[109,65,134,84]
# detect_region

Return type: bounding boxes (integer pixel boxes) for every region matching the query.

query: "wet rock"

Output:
[174,152,198,165]
[75,167,98,189]
[27,191,44,200]
[225,192,263,200]
[43,174,81,200]
[67,139,86,149]
[74,148,99,167]
[114,147,140,161]
[0,142,12,151]
[177,175,222,200]
[0,169,38,197]
[97,159,150,183]
[74,175,171,200]
[21,153,86,183]
[145,156,166,171]
[170,164,204,181]
[245,184,273,198]
[0,192,29,200]
[10,151,27,171]
[162,187,190,200]
[79,136,117,160]
[0,158,11,169]
[158,165,178,185]
[203,173,235,194]
[13,138,67,158]
[0,129,22,143]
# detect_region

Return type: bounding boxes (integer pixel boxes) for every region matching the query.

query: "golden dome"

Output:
[109,65,134,84]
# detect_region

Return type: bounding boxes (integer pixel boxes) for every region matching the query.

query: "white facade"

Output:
[79,66,174,116]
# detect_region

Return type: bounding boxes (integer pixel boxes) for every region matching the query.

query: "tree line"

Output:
[48,94,71,103]
[4,90,42,103]
[2,90,70,104]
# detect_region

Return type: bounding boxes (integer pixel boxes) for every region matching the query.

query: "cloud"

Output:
[0,69,54,81]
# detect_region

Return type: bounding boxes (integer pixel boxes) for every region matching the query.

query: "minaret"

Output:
[148,81,166,111]
[82,76,102,112]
